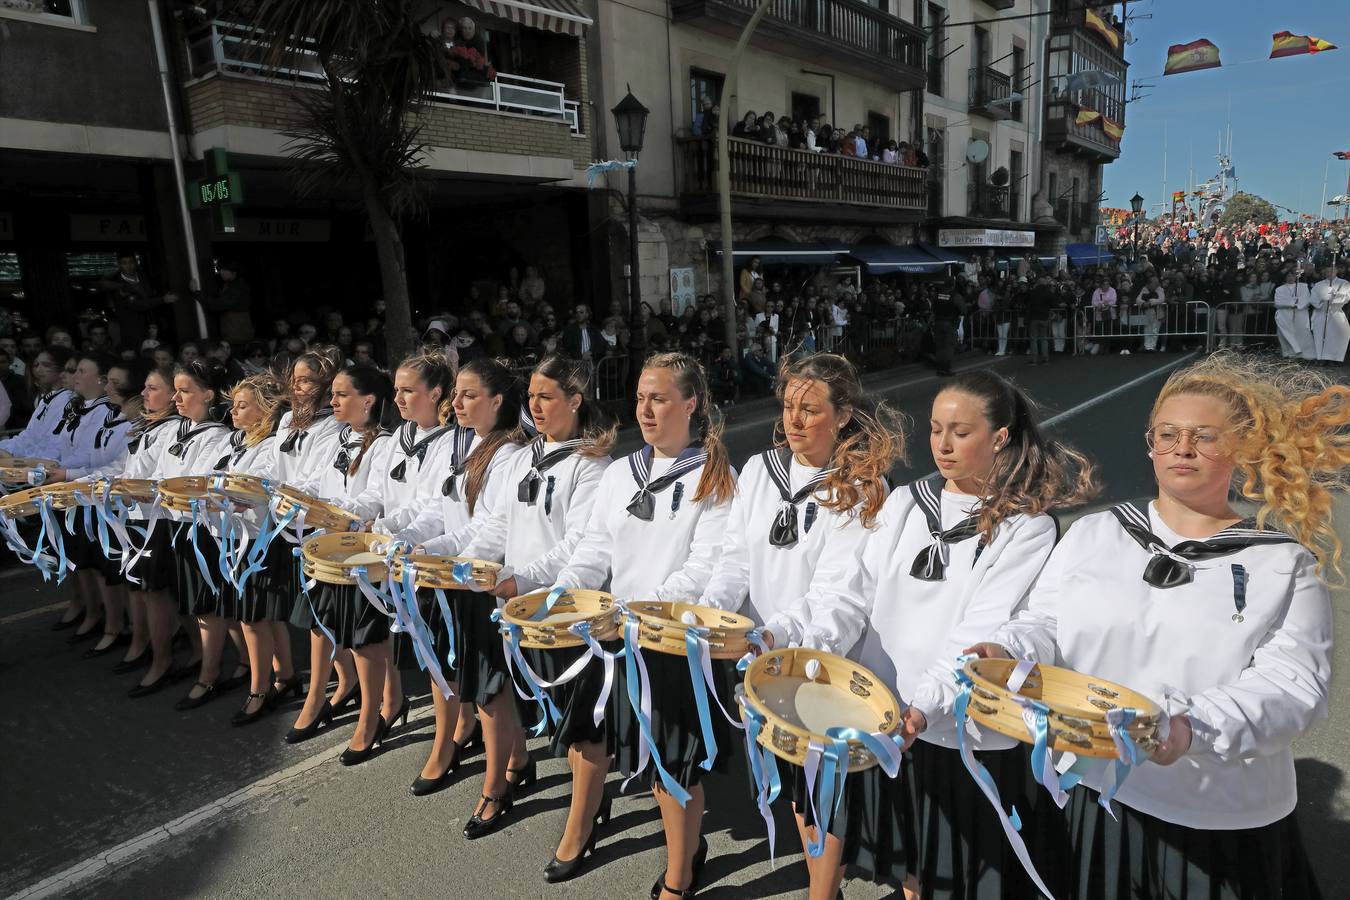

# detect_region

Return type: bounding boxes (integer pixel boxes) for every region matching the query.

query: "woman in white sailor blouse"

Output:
[970,353,1341,900]
[545,352,735,890]
[700,352,904,900]
[391,357,524,796]
[284,365,395,758]
[838,369,1097,900]
[0,345,74,468]
[459,355,613,841]
[217,374,300,726]
[160,360,237,712]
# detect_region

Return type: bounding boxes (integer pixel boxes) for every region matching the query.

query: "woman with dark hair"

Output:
[829,368,1099,900]
[156,359,236,711]
[697,353,905,900]
[459,354,615,840]
[0,345,75,469]
[388,357,525,795]
[284,364,397,757]
[542,352,736,889]
[971,354,1341,900]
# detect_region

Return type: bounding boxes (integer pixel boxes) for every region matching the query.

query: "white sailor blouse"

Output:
[0,387,73,459]
[697,448,882,648]
[392,430,523,556]
[992,501,1331,830]
[272,409,344,489]
[64,402,137,480]
[346,421,456,532]
[552,444,734,601]
[147,418,233,518]
[838,473,1058,751]
[461,436,609,594]
[295,425,393,505]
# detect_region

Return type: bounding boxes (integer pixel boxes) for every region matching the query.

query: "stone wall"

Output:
[1042,149,1103,242]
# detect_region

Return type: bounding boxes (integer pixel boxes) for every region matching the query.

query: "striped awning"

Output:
[461,0,592,35]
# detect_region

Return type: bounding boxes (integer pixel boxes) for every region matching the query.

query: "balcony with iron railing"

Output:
[968,66,1013,119]
[1050,0,1127,55]
[1043,99,1121,162]
[675,137,928,220]
[185,19,583,135]
[968,182,1010,219]
[670,0,926,91]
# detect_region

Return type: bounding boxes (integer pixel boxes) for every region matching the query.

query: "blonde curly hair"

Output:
[232,373,287,448]
[1152,351,1350,579]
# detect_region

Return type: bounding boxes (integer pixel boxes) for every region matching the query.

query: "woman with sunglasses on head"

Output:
[214,373,299,726]
[541,352,735,893]
[970,354,1341,900]
[285,364,395,758]
[697,353,904,900]
[155,359,238,711]
[831,369,1097,900]
[386,357,525,795]
[458,354,614,841]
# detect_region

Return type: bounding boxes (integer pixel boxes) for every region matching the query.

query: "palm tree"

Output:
[239,0,442,363]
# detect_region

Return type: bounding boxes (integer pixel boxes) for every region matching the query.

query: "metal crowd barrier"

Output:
[1210,301,1281,349]
[1073,301,1212,354]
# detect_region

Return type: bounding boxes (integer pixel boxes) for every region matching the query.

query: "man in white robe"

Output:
[1272,270,1312,360]
[1309,263,1350,363]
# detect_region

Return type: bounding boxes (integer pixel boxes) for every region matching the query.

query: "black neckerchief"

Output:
[909,472,985,582]
[168,418,226,459]
[517,435,585,505]
[128,415,181,455]
[390,421,453,482]
[1109,500,1296,589]
[441,426,477,498]
[279,407,334,454]
[333,424,369,474]
[94,407,129,450]
[626,444,706,521]
[54,396,112,436]
[212,430,247,471]
[761,447,833,547]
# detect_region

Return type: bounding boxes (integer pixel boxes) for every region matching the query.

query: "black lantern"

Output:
[611,86,650,157]
[1130,192,1144,216]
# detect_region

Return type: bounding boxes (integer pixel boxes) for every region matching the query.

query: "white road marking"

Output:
[0,601,64,627]
[1041,353,1197,429]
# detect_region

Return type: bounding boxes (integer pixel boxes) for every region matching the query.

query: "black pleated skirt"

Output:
[312,582,391,650]
[1067,787,1322,900]
[842,740,1068,899]
[524,638,625,758]
[453,591,515,708]
[126,520,175,593]
[612,648,736,792]
[394,586,459,681]
[66,521,125,586]
[236,535,295,623]
[286,550,316,631]
[174,524,221,617]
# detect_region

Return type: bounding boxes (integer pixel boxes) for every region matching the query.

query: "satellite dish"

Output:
[965,140,990,164]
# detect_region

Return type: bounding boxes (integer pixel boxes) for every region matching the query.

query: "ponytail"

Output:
[396,349,456,426]
[522,354,616,457]
[642,351,735,505]
[337,364,394,477]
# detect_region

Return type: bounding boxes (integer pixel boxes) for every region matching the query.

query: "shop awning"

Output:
[708,239,849,266]
[846,243,945,274]
[1066,242,1115,266]
[461,0,592,36]
[916,242,967,266]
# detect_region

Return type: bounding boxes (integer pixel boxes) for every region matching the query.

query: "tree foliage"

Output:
[1219,192,1278,226]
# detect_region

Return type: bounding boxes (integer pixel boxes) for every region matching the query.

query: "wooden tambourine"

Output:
[0,486,47,519]
[94,478,158,505]
[389,554,500,591]
[962,658,1162,759]
[38,481,91,511]
[157,476,226,514]
[624,601,757,659]
[0,457,58,485]
[273,485,361,533]
[301,532,390,585]
[500,588,619,649]
[209,473,271,507]
[741,648,902,773]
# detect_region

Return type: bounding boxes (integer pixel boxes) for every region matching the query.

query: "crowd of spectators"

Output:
[692,98,930,167]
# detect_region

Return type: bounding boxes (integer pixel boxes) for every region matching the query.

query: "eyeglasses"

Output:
[1144,424,1232,459]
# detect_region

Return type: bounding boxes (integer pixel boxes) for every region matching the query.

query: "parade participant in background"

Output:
[970,353,1341,900]
[156,360,235,711]
[389,358,524,796]
[0,346,75,463]
[824,370,1097,900]
[544,352,734,888]
[217,374,297,726]
[698,353,903,900]
[1273,269,1313,359]
[289,365,396,761]
[1309,262,1350,364]
[459,355,613,840]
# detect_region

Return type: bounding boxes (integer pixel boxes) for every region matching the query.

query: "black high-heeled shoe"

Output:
[52,612,82,631]
[377,698,410,744]
[463,791,514,840]
[650,837,709,900]
[111,649,151,674]
[267,674,302,708]
[167,660,202,683]
[505,757,537,792]
[339,728,381,767]
[83,632,129,659]
[231,692,271,727]
[174,680,219,711]
[409,726,477,796]
[330,684,361,713]
[66,620,104,644]
[219,665,250,693]
[283,701,334,744]
[456,719,484,759]
[127,668,172,698]
[543,793,612,883]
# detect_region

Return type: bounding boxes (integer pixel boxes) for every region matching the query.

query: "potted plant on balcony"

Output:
[990,166,1009,186]
[446,17,496,88]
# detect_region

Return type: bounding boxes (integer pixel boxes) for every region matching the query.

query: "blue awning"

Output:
[916,242,967,266]
[846,243,945,274]
[1067,242,1115,266]
[707,239,849,266]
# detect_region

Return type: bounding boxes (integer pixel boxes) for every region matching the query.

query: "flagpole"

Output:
[1320,158,1330,220]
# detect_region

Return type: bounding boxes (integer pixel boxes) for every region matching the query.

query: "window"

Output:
[867,112,891,147]
[1010,45,1025,122]
[926,3,944,96]
[1009,149,1024,219]
[0,1,89,25]
[689,68,725,132]
[973,27,989,70]
[927,124,946,215]
[791,92,821,125]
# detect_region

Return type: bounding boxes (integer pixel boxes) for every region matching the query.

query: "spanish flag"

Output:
[1075,108,1102,126]
[1084,7,1120,51]
[1101,116,1124,140]
[1172,190,1186,203]
[1270,31,1337,58]
[1164,39,1222,76]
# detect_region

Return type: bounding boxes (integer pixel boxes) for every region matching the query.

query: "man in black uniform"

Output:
[930,279,964,376]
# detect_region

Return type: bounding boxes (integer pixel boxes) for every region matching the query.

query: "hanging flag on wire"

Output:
[1164,39,1222,75]
[1270,31,1338,58]
[1334,151,1350,160]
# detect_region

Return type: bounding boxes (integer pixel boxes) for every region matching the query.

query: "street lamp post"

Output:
[1130,192,1145,266]
[611,87,650,383]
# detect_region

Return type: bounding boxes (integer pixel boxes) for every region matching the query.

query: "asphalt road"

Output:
[2,349,1347,900]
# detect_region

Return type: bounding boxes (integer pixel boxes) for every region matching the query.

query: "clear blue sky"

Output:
[1101,0,1350,219]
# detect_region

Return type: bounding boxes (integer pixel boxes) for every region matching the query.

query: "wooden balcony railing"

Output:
[968,66,1013,119]
[1043,101,1121,161]
[968,183,1010,219]
[676,137,927,212]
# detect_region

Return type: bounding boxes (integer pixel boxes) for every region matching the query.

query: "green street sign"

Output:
[187,147,243,233]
